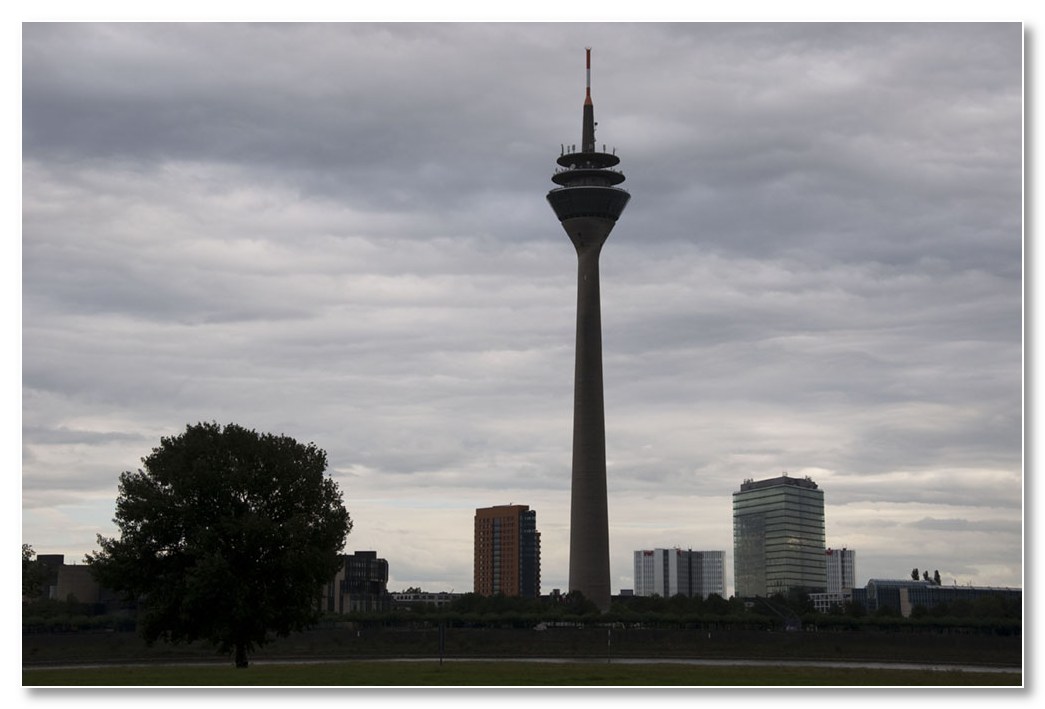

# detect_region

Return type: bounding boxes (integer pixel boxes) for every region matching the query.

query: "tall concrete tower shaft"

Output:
[546,48,629,612]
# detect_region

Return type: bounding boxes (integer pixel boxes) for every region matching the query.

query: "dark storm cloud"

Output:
[22,23,563,217]
[613,23,1021,273]
[21,22,1022,593]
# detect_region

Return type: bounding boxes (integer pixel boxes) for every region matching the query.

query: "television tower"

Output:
[547,48,630,612]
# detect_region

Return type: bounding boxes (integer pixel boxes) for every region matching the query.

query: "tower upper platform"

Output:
[548,48,629,228]
[552,150,626,187]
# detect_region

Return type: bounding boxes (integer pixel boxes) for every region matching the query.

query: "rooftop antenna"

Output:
[585,46,592,106]
[582,47,595,152]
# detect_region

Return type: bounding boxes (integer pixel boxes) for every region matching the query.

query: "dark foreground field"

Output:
[23,626,1022,686]
[23,660,1021,687]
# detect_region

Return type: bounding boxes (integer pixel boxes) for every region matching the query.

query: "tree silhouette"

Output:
[22,544,44,599]
[87,422,351,668]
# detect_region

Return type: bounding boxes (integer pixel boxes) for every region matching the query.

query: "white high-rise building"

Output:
[825,547,856,593]
[811,548,858,613]
[633,548,725,599]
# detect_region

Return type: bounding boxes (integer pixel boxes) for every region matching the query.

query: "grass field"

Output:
[22,626,1024,667]
[23,627,1022,687]
[21,660,1022,687]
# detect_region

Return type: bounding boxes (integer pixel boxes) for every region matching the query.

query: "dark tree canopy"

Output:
[87,422,351,667]
[22,544,44,599]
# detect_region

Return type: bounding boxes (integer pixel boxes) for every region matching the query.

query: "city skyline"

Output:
[20,23,1023,597]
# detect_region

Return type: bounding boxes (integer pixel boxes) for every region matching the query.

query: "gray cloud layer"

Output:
[22,23,1022,594]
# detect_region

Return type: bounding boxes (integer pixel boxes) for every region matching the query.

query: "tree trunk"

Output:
[235,642,248,668]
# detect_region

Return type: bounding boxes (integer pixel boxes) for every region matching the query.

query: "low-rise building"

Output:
[810,590,851,614]
[851,579,1021,617]
[390,591,461,610]
[320,551,392,614]
[26,555,129,612]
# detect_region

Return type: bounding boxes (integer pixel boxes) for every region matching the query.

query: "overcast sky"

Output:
[20,22,1023,596]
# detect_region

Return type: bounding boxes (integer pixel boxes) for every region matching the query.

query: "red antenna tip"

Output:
[584,47,592,104]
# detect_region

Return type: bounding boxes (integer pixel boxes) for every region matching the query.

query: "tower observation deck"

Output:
[547,49,630,243]
[547,48,629,612]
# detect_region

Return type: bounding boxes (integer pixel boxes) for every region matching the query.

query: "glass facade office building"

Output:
[733,475,826,597]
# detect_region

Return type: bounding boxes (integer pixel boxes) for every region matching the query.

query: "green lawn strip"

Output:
[23,661,1021,687]
[23,628,1024,668]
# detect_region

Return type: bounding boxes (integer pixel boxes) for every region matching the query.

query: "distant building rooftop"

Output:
[738,475,819,492]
